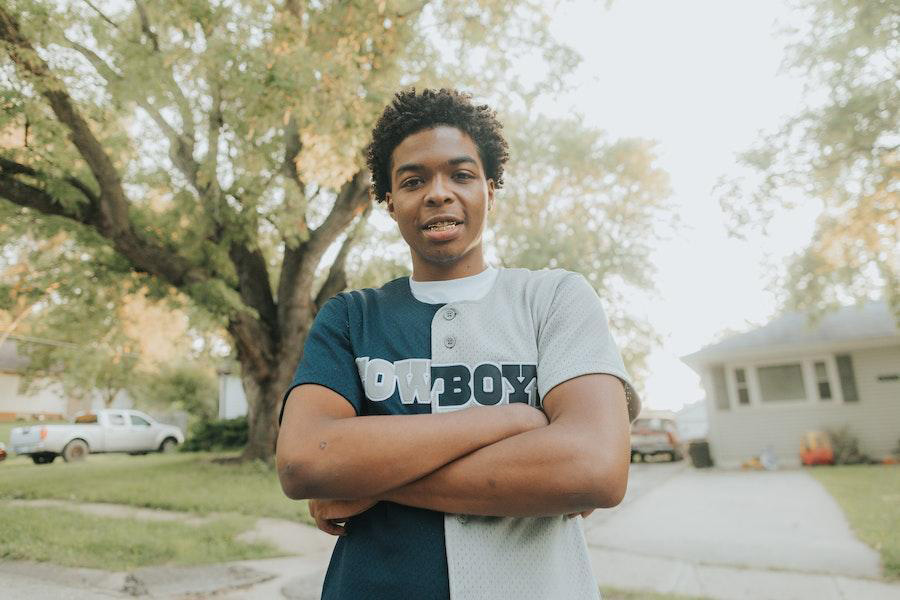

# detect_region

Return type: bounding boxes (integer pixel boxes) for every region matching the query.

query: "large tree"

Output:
[0,0,576,460]
[717,0,898,319]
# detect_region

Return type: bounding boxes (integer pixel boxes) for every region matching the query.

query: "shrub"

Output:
[826,426,871,465]
[182,417,248,452]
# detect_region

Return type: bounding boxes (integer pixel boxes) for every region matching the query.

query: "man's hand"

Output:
[566,509,595,520]
[308,498,378,536]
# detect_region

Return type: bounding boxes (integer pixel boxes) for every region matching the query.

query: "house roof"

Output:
[683,301,898,366]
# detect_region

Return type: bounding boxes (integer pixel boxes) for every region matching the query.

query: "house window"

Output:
[757,363,806,403]
[836,354,859,403]
[814,361,832,400]
[734,368,750,405]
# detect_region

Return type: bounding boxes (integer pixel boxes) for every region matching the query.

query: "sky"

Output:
[538,0,822,412]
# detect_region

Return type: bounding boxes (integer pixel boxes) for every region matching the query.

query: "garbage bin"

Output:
[688,439,714,468]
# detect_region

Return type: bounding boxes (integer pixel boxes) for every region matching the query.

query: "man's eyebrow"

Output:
[394,163,424,177]
[394,156,478,177]
[448,155,478,167]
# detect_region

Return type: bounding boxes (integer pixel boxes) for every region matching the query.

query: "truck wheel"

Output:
[631,451,643,463]
[31,453,56,465]
[62,439,89,462]
[160,438,178,453]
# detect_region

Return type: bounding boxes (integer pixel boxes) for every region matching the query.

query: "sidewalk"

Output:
[590,546,900,600]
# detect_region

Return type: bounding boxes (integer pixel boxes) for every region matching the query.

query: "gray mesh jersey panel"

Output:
[430,268,639,600]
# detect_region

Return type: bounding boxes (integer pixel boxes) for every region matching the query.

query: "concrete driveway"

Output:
[584,462,882,578]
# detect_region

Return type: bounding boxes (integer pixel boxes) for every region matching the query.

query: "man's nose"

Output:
[425,175,453,205]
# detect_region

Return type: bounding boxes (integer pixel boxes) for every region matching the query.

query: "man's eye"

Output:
[401,178,422,188]
[454,172,474,180]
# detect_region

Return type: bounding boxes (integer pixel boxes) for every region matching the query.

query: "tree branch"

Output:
[307,170,371,259]
[0,158,99,206]
[228,240,278,338]
[315,203,372,309]
[0,8,130,236]
[280,114,309,239]
[133,0,195,146]
[82,0,119,28]
[0,160,100,224]
[205,77,223,195]
[0,8,210,292]
[133,0,159,51]
[276,170,371,352]
[66,39,204,203]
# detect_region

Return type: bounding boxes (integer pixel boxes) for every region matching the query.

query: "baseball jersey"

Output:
[280,267,640,599]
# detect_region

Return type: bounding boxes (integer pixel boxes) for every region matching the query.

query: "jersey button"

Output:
[443,307,457,320]
[444,336,456,348]
[457,515,467,524]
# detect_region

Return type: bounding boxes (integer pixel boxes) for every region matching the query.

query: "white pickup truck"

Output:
[9,409,184,464]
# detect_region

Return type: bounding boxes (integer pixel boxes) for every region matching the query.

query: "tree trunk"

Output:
[238,322,313,463]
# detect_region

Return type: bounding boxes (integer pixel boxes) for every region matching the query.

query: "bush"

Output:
[826,426,871,465]
[182,417,248,451]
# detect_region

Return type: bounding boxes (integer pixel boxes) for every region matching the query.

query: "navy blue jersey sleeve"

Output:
[279,295,364,423]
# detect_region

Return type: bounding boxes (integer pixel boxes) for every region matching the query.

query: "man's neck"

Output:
[411,253,487,282]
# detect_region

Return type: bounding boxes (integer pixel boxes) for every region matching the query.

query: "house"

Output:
[217,365,248,420]
[682,302,900,468]
[675,400,709,441]
[0,335,130,420]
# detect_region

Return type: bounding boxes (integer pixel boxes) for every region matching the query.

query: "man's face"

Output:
[386,126,495,280]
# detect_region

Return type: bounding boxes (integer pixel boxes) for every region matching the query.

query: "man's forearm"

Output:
[277,387,547,500]
[380,421,621,517]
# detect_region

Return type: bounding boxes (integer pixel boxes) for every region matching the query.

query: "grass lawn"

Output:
[810,464,900,580]
[0,505,280,570]
[0,451,311,524]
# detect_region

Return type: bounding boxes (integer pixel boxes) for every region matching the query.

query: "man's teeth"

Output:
[427,222,458,231]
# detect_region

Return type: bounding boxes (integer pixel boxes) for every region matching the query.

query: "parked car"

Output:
[630,414,683,462]
[9,409,184,464]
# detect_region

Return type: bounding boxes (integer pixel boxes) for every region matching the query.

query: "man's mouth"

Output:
[423,220,462,231]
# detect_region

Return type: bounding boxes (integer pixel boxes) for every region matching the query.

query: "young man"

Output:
[276,88,640,599]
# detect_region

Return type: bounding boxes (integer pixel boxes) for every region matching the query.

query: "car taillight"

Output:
[40,427,47,440]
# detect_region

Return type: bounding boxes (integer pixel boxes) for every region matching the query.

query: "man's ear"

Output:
[486,179,495,211]
[385,192,397,221]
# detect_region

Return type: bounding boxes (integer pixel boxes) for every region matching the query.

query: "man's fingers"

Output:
[315,516,347,536]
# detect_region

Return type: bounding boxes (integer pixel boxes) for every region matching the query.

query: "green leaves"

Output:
[720,0,899,319]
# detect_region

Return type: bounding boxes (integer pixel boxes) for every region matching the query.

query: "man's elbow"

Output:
[585,459,629,508]
[277,455,323,500]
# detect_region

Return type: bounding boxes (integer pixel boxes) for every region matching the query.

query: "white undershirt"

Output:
[409,267,498,304]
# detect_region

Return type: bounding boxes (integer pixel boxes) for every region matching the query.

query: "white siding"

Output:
[707,345,900,468]
[218,374,248,419]
[0,373,67,417]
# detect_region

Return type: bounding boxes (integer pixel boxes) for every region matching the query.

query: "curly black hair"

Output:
[366,88,509,203]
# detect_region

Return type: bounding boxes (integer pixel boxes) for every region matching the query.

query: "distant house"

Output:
[0,335,130,420]
[675,401,709,441]
[217,368,248,420]
[682,302,900,468]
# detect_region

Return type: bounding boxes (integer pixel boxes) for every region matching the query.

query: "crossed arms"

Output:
[276,373,630,530]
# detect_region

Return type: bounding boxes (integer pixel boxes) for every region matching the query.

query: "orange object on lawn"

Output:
[801,431,834,466]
